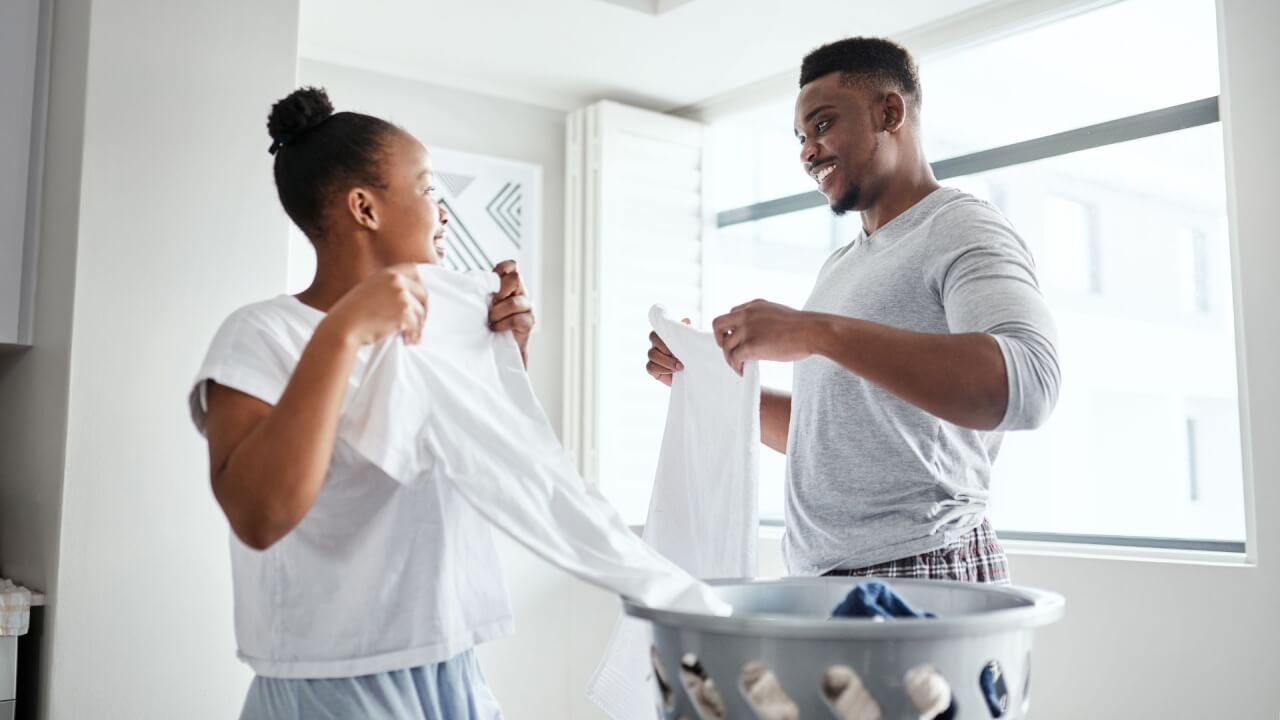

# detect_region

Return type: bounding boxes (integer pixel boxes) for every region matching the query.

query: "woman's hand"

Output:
[490,260,535,365]
[323,263,428,346]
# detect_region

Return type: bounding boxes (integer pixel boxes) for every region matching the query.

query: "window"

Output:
[1040,195,1099,295]
[699,0,1245,548]
[918,0,1222,161]
[1175,227,1211,314]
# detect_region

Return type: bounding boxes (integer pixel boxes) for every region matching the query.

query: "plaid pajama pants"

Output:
[822,518,1011,585]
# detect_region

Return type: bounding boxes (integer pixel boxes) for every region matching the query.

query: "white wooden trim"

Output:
[561,101,704,505]
[1215,0,1261,566]
[561,108,587,473]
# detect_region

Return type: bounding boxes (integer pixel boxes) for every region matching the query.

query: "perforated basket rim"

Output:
[623,577,1065,640]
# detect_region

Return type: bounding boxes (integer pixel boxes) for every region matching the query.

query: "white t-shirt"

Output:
[188,294,514,679]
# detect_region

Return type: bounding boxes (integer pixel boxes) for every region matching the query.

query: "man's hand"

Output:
[711,300,816,375]
[646,318,690,386]
[490,260,534,365]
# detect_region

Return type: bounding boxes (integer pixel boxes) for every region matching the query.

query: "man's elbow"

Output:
[1010,401,1054,431]
[999,382,1059,431]
[965,385,1010,432]
[991,337,1060,431]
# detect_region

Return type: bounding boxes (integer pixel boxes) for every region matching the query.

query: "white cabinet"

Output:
[0,0,49,346]
[0,636,14,708]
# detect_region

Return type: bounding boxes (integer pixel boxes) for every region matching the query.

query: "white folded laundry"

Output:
[0,579,32,637]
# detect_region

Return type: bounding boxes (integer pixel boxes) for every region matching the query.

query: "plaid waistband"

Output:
[823,519,1010,585]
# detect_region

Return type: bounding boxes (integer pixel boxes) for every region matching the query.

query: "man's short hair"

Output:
[800,37,922,119]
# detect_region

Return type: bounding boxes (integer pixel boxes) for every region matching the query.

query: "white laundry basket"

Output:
[624,577,1064,719]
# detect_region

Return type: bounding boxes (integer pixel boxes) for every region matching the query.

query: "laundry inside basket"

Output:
[830,581,937,620]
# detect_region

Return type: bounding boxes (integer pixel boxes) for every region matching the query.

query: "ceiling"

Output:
[299,0,995,112]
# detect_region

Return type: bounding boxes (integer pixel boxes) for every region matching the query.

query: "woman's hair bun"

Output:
[267,86,335,154]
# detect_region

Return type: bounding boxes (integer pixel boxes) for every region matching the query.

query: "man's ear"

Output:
[882,92,907,134]
[346,187,379,231]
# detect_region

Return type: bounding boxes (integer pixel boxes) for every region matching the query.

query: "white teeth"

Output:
[816,165,834,183]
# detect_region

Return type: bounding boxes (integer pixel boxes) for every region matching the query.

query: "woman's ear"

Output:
[347,187,379,231]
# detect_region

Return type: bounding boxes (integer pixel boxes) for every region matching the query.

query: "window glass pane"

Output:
[705,97,816,211]
[921,0,1220,160]
[703,206,858,520]
[1174,227,1211,314]
[963,122,1245,542]
[1041,195,1099,294]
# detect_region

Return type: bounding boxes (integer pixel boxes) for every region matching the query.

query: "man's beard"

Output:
[831,136,880,216]
[831,185,860,216]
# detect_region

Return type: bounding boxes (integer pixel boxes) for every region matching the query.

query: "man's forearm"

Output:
[806,313,1008,431]
[761,387,791,453]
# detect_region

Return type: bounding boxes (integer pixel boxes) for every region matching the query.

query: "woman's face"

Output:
[370,132,449,265]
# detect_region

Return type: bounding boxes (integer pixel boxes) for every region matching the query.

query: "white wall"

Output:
[0,1,302,718]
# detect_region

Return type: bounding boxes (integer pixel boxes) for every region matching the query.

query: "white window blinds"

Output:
[563,101,705,523]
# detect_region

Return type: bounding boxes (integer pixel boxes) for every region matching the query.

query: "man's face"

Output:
[794,73,890,216]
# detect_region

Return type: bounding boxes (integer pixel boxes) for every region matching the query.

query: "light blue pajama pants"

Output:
[240,649,502,720]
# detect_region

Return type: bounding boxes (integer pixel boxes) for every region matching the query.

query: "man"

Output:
[646,37,1060,583]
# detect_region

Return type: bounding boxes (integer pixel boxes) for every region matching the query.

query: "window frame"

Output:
[715,97,1219,228]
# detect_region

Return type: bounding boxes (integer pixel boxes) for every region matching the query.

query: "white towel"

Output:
[0,579,32,636]
[337,267,731,616]
[588,305,761,720]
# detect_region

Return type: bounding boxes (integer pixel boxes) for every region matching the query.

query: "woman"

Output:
[188,86,533,719]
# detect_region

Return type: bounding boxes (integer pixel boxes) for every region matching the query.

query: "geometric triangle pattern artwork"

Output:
[439,197,495,273]
[428,147,539,294]
[485,182,522,249]
[438,171,475,198]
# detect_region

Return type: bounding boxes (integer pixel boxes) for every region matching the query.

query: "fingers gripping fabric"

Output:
[338,266,731,616]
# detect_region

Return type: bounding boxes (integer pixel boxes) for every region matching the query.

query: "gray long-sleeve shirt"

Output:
[783,187,1060,575]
